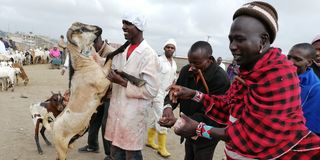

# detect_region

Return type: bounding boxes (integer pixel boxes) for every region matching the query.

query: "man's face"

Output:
[228,17,262,66]
[217,57,222,64]
[312,41,320,63]
[122,20,140,41]
[188,49,211,73]
[164,44,175,58]
[287,48,311,75]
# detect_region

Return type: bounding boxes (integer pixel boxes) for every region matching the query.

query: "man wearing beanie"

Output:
[311,34,320,78]
[104,11,160,160]
[160,41,230,160]
[167,1,320,159]
[146,39,177,157]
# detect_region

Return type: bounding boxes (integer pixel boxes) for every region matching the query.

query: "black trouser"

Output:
[101,100,111,156]
[184,137,219,160]
[87,99,111,155]
[110,145,143,160]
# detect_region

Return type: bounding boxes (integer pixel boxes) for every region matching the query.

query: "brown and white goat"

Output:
[30,91,66,155]
[52,22,145,160]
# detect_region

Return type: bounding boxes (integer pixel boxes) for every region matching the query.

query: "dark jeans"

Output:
[87,99,110,156]
[60,51,66,64]
[184,137,219,160]
[110,145,143,160]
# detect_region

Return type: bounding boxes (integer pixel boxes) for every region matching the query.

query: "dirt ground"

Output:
[0,64,225,160]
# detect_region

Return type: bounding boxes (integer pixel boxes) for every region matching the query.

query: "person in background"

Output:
[287,43,320,136]
[217,57,226,70]
[146,39,177,158]
[8,39,17,50]
[58,35,67,64]
[159,41,230,160]
[167,1,320,159]
[226,59,239,83]
[0,39,6,53]
[49,45,61,69]
[104,11,159,160]
[0,37,9,50]
[311,34,320,78]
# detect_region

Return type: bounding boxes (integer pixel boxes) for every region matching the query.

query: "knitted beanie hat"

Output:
[233,1,278,44]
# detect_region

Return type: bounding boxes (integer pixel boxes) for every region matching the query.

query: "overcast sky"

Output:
[0,0,319,59]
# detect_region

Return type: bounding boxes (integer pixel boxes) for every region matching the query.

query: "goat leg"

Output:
[115,70,146,87]
[40,126,52,146]
[35,120,43,155]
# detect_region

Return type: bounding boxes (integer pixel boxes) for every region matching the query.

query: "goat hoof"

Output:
[38,151,43,155]
[46,142,52,146]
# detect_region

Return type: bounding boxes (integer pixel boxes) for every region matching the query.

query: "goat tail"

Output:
[104,40,130,65]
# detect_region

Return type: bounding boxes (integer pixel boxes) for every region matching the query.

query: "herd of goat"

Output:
[0,48,51,91]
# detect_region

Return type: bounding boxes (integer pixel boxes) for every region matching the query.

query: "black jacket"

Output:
[164,62,230,126]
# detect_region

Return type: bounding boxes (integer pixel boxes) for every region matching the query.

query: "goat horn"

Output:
[67,29,77,47]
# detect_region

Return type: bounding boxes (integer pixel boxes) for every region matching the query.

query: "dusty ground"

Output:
[0,64,225,160]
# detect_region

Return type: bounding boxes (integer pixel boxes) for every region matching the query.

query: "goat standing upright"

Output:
[52,22,145,160]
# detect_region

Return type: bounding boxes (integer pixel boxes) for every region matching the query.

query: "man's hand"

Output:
[158,107,176,128]
[173,113,199,137]
[107,70,128,87]
[168,85,197,103]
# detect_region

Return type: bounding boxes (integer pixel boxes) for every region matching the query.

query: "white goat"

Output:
[0,63,17,92]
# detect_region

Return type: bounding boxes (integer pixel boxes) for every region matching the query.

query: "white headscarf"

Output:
[122,11,146,31]
[164,39,177,49]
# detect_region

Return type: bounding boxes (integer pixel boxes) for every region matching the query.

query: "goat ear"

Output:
[58,91,61,95]
[51,91,54,95]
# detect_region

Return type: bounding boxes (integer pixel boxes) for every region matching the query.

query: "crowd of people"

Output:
[0,37,17,53]
[57,1,320,160]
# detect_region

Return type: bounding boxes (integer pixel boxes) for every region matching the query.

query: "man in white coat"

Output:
[105,11,160,160]
[146,39,177,157]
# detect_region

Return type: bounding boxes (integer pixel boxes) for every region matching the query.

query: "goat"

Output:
[30,91,66,155]
[0,64,17,91]
[12,62,29,86]
[52,22,145,160]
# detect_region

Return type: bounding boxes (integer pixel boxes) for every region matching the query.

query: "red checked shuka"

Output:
[200,48,320,159]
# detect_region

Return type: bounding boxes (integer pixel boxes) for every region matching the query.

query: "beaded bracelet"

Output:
[196,122,213,140]
[192,91,203,102]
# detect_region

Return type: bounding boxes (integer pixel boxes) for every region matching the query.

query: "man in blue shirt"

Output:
[287,43,320,136]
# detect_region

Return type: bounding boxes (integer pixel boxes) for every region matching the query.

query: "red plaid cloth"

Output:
[201,48,320,159]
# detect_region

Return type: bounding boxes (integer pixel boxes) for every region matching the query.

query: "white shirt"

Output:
[0,41,7,54]
[219,63,226,71]
[157,55,177,95]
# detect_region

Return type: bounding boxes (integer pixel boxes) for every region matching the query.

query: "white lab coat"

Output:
[105,40,160,150]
